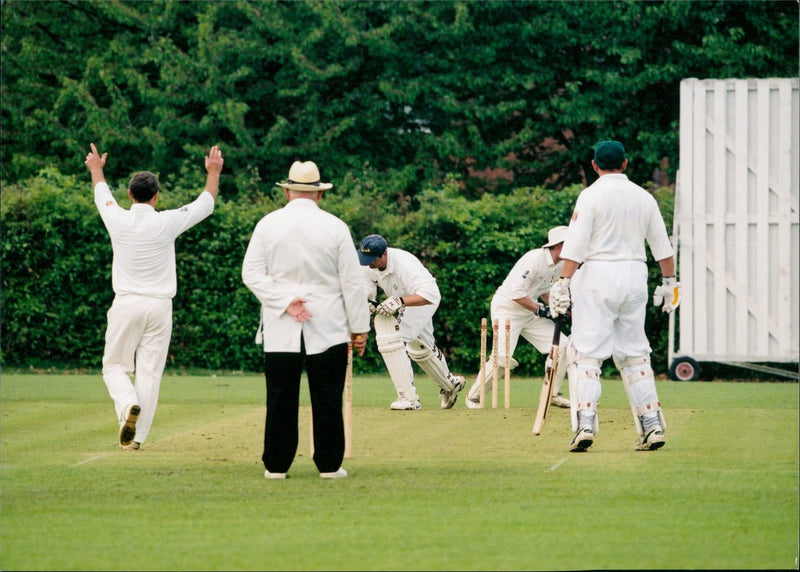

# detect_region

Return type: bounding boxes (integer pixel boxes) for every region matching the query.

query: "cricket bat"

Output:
[532,317,562,435]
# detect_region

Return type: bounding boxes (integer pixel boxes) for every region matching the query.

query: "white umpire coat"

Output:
[242,198,370,355]
[362,247,440,347]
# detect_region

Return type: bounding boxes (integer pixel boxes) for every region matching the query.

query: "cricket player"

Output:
[465,226,572,409]
[549,140,680,452]
[86,142,223,450]
[358,234,465,410]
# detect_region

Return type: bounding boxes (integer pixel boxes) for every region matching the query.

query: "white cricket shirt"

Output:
[94,182,215,299]
[362,247,441,341]
[560,173,673,264]
[495,247,563,303]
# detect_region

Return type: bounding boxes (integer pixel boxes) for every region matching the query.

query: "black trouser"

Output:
[262,339,348,474]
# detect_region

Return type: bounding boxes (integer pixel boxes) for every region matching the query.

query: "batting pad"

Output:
[614,355,666,436]
[374,314,416,399]
[406,339,457,392]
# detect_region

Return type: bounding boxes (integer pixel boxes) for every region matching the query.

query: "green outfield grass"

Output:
[1,372,797,571]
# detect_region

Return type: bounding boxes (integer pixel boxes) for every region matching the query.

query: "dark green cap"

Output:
[594,140,626,169]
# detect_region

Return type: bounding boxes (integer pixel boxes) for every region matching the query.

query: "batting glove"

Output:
[367,299,379,314]
[653,276,681,313]
[548,278,571,317]
[536,303,552,319]
[375,296,405,317]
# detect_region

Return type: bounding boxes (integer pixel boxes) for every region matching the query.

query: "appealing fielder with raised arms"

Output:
[85,142,223,450]
[465,226,572,410]
[242,161,370,479]
[358,234,465,410]
[549,140,680,452]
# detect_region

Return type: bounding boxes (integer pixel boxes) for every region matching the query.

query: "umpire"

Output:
[242,160,370,479]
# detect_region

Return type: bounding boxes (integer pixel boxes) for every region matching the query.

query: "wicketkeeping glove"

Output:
[653,276,681,313]
[375,296,405,316]
[548,278,571,317]
[536,302,552,319]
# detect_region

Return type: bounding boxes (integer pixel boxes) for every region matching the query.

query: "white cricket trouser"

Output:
[102,294,172,444]
[398,305,436,349]
[570,260,652,359]
[489,295,564,357]
[467,295,569,402]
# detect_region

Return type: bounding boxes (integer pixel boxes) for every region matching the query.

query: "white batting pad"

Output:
[406,339,457,392]
[374,314,417,400]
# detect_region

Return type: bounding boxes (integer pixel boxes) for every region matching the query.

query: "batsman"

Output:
[357,234,465,410]
[549,141,680,452]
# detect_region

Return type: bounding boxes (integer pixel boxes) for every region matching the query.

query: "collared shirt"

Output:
[362,247,441,306]
[495,247,563,303]
[560,173,673,264]
[94,182,215,299]
[242,198,370,355]
[362,247,441,338]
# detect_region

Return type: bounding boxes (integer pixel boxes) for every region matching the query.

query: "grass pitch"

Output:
[1,372,797,570]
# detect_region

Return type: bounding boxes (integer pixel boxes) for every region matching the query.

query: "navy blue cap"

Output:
[358,234,388,265]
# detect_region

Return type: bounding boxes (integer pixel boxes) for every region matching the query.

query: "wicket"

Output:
[310,343,354,459]
[491,319,499,408]
[504,318,511,409]
[479,318,487,406]
[478,317,512,409]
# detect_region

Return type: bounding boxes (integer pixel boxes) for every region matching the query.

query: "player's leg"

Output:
[129,297,172,446]
[306,342,348,473]
[406,338,465,409]
[374,314,420,409]
[101,295,146,447]
[263,349,304,475]
[613,265,665,450]
[613,354,666,451]
[567,262,615,452]
[569,355,602,452]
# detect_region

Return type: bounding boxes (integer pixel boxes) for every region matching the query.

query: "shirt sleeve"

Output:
[560,192,593,263]
[646,201,674,261]
[241,219,294,314]
[93,182,123,231]
[404,254,441,306]
[163,191,215,238]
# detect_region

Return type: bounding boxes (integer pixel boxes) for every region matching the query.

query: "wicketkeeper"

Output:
[358,234,465,410]
[465,226,573,409]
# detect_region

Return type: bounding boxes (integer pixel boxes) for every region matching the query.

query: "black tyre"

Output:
[669,356,702,381]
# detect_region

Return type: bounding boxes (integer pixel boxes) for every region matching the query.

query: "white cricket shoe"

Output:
[121,441,140,450]
[465,397,481,409]
[390,397,421,410]
[320,468,348,479]
[636,426,665,451]
[118,403,141,447]
[440,376,466,409]
[569,427,594,452]
[264,470,287,479]
[550,393,571,408]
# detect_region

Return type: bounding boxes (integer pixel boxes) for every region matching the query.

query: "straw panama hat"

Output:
[276,161,333,191]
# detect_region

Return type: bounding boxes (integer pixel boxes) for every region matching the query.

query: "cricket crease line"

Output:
[548,457,568,472]
[76,455,110,466]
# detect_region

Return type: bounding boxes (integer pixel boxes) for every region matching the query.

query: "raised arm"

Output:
[85,143,107,187]
[203,145,224,200]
